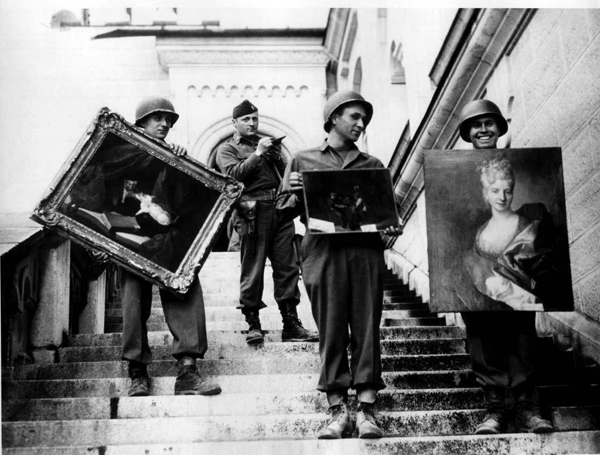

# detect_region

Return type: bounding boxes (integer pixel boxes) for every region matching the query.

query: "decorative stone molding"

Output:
[191,115,306,166]
[158,50,330,69]
[391,8,533,219]
[188,85,310,99]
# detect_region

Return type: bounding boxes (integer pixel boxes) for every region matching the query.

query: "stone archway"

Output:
[189,115,306,167]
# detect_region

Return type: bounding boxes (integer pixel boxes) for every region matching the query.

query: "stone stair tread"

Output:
[12,354,471,380]
[4,431,600,455]
[2,387,487,421]
[2,370,478,399]
[6,250,600,453]
[3,407,599,447]
[15,383,597,422]
[69,326,466,347]
[57,338,466,362]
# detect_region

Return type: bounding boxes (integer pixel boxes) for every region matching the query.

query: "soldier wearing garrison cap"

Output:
[217,99,318,346]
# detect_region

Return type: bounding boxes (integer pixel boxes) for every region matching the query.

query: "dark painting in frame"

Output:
[424,147,574,312]
[31,107,244,294]
[302,168,400,234]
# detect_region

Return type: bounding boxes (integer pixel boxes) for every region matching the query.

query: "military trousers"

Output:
[301,234,386,393]
[121,269,208,365]
[462,311,537,389]
[233,201,300,311]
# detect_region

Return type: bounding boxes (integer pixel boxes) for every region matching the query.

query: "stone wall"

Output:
[0,7,169,213]
[390,10,600,329]
[481,9,600,323]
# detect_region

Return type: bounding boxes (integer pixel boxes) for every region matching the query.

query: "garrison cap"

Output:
[232,100,258,119]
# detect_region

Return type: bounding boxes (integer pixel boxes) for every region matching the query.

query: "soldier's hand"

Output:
[383,225,403,237]
[169,143,187,156]
[263,144,282,162]
[256,137,274,156]
[289,172,303,192]
[89,250,109,263]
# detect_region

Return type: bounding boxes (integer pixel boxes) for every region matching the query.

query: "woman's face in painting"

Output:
[483,178,514,212]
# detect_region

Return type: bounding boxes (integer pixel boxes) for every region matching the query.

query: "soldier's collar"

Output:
[233,133,258,146]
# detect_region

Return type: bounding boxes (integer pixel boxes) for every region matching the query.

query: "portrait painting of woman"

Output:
[424,147,573,313]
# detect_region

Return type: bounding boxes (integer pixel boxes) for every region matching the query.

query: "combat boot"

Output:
[318,400,353,439]
[174,356,222,396]
[356,401,383,439]
[243,308,264,345]
[514,387,554,433]
[475,386,508,434]
[127,361,150,397]
[280,303,319,342]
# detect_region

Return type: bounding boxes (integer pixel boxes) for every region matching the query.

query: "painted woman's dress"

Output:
[463,203,562,311]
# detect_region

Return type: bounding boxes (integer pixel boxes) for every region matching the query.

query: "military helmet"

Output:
[459,99,508,142]
[135,97,179,126]
[323,90,373,132]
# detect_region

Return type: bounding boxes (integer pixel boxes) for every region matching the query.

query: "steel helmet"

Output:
[323,90,373,132]
[459,99,508,142]
[134,97,179,126]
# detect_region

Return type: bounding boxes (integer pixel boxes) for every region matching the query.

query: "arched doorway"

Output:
[194,121,300,252]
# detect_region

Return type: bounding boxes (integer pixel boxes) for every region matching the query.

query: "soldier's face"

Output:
[331,103,367,143]
[142,113,173,140]
[469,115,499,149]
[233,113,259,138]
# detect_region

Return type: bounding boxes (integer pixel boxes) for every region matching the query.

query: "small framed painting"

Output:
[302,168,400,234]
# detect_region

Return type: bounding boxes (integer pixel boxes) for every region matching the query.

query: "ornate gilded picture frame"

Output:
[31,107,244,294]
[424,147,574,312]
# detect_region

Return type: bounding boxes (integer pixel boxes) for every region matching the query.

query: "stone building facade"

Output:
[1,6,598,365]
[326,8,600,363]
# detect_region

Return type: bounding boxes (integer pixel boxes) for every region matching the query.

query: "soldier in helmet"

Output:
[217,100,318,346]
[118,97,222,397]
[458,99,554,434]
[278,90,402,439]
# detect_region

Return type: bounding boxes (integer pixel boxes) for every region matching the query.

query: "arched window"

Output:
[353,58,362,93]
[390,41,406,84]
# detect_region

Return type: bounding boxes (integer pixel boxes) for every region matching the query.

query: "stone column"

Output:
[79,271,106,334]
[30,239,71,362]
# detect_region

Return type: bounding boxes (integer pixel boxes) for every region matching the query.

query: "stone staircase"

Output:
[3,251,600,454]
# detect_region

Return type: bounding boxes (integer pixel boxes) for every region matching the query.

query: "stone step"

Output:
[106,314,450,332]
[105,319,321,333]
[2,388,486,421]
[3,371,476,399]
[113,292,425,309]
[4,431,599,455]
[11,354,471,380]
[6,384,599,422]
[383,316,446,327]
[69,326,466,347]
[3,407,599,447]
[104,306,318,324]
[383,302,428,311]
[56,339,466,363]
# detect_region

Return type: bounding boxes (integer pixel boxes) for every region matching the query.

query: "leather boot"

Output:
[127,361,150,397]
[356,401,383,439]
[475,386,507,435]
[174,356,222,396]
[243,308,264,345]
[514,387,554,433]
[318,400,353,439]
[280,303,319,342]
